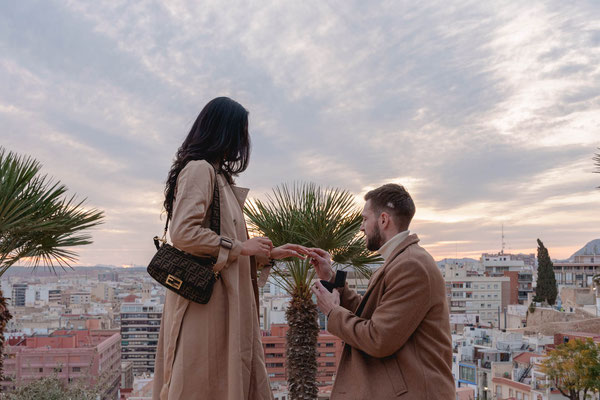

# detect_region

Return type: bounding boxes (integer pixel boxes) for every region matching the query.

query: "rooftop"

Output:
[9,329,118,349]
[513,352,543,364]
[492,377,531,392]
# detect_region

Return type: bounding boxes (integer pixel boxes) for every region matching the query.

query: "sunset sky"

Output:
[1,1,599,266]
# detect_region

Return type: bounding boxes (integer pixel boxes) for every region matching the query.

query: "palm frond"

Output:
[245,182,382,296]
[0,147,104,275]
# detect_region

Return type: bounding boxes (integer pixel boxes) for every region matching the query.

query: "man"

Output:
[310,184,455,399]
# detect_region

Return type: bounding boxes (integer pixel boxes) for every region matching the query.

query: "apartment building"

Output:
[262,324,343,386]
[446,267,511,328]
[1,329,121,399]
[554,254,600,288]
[482,253,534,305]
[120,301,163,376]
[91,282,117,302]
[11,283,27,307]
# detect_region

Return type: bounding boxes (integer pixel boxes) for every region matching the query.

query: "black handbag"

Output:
[147,169,223,304]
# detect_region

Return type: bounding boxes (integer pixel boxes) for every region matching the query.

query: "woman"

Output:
[152,97,306,400]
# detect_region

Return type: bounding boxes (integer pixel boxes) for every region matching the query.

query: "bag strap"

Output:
[160,164,221,243]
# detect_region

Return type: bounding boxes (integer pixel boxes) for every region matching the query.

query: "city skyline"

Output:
[1,1,599,266]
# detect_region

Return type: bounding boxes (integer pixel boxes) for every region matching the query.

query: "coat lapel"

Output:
[354,234,420,316]
[230,186,249,211]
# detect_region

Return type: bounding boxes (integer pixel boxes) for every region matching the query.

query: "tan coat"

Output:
[326,234,455,399]
[152,160,273,400]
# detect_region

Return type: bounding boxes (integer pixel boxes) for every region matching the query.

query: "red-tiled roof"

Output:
[492,377,531,392]
[123,294,139,302]
[513,352,543,364]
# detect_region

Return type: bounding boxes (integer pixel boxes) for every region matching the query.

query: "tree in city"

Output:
[0,148,104,378]
[540,338,600,400]
[594,148,600,188]
[3,373,102,400]
[245,183,381,400]
[533,239,558,306]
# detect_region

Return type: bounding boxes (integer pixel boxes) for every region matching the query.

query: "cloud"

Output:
[1,0,598,265]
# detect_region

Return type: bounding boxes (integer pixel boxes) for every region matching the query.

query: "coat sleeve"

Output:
[337,283,363,312]
[326,260,431,358]
[169,160,243,265]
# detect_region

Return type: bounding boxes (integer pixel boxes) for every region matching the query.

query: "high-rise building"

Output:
[11,283,27,307]
[1,329,121,399]
[98,271,119,282]
[120,301,163,376]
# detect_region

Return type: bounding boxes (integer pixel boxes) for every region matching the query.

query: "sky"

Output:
[1,0,599,266]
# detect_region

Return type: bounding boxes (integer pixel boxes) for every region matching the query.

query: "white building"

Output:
[120,300,163,376]
[445,266,510,328]
[554,254,600,288]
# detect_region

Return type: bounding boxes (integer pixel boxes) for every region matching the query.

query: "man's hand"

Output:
[270,244,310,260]
[308,248,335,282]
[311,280,340,316]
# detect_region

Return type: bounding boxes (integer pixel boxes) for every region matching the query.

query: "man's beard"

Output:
[366,225,384,252]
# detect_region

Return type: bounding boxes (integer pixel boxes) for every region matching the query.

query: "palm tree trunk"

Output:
[0,288,13,380]
[285,291,319,400]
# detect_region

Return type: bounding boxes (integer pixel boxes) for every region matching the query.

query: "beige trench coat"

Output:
[326,235,455,399]
[152,160,274,400]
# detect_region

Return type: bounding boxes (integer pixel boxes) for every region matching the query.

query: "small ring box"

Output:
[320,270,347,292]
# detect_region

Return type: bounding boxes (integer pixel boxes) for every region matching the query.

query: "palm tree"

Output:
[245,183,381,400]
[0,148,104,377]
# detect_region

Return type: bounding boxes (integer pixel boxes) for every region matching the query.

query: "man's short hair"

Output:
[364,184,415,229]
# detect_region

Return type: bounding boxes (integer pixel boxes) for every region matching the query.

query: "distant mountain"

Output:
[568,239,600,260]
[436,258,478,268]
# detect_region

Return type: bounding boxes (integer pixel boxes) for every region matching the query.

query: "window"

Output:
[459,366,476,384]
[509,389,513,397]
[494,284,498,289]
[72,367,81,372]
[566,273,573,281]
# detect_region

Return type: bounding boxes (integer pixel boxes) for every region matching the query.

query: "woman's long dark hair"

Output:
[163,97,251,220]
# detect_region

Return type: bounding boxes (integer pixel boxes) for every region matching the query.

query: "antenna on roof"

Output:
[501,224,506,255]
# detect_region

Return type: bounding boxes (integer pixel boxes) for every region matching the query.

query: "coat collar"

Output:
[230,186,249,211]
[354,234,420,315]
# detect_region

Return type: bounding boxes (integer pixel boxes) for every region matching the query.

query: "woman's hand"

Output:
[307,248,334,282]
[241,237,273,258]
[270,244,310,260]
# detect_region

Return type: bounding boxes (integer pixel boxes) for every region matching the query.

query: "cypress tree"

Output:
[535,239,558,305]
